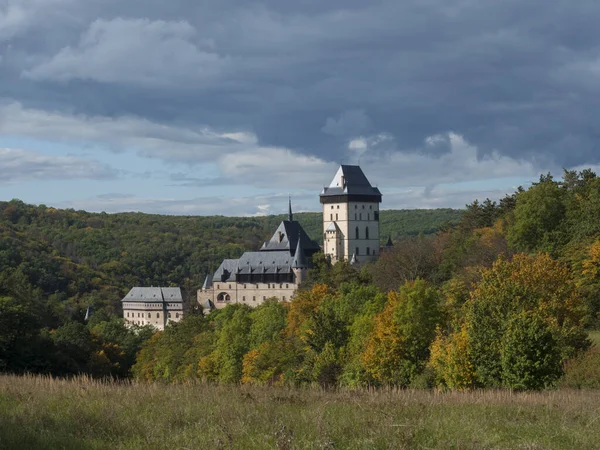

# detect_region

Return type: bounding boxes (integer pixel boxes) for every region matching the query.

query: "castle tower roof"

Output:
[292,232,309,269]
[320,165,382,203]
[202,273,213,290]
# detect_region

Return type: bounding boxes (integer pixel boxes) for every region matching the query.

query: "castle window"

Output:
[286,284,289,288]
[263,296,266,300]
[362,205,365,209]
[229,284,231,289]
[367,247,370,256]
[176,313,179,319]
[356,247,360,255]
[367,213,370,220]
[331,205,334,209]
[360,213,362,220]
[366,227,369,239]
[217,284,220,289]
[127,312,129,317]
[336,213,338,220]
[355,205,358,209]
[168,313,171,318]
[370,205,372,210]
[147,313,151,318]
[283,296,286,301]
[355,227,359,239]
[253,296,256,301]
[330,214,333,220]
[280,284,283,288]
[157,313,160,318]
[355,213,357,220]
[242,296,246,301]
[337,205,339,209]
[374,211,379,221]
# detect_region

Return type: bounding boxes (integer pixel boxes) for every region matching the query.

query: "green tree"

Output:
[500,311,562,390]
[507,176,566,253]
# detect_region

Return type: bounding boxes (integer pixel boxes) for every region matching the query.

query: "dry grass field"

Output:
[1,375,600,449]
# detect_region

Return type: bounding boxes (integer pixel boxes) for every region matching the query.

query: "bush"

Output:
[561,348,600,389]
[500,311,562,390]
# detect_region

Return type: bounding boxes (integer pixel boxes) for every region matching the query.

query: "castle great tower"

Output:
[320,165,382,264]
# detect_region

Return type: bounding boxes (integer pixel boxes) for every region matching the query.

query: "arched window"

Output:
[355,226,359,239]
[366,227,369,239]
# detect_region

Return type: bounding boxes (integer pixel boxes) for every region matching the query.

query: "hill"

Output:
[0,200,461,316]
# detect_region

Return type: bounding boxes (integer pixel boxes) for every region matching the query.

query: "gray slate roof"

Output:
[213,259,239,282]
[260,220,320,253]
[122,287,183,303]
[292,233,309,268]
[202,274,213,290]
[237,251,294,274]
[320,165,382,198]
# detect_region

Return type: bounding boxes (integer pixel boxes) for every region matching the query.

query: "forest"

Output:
[0,200,458,377]
[3,169,600,390]
[130,169,600,390]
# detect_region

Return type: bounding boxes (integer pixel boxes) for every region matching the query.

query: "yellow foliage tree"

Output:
[429,325,475,390]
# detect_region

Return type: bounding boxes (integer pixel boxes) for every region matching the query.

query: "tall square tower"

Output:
[320,165,382,264]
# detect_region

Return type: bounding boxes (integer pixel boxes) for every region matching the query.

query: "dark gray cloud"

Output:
[2,0,600,171]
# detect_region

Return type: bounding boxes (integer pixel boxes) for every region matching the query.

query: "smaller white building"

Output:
[122,287,184,330]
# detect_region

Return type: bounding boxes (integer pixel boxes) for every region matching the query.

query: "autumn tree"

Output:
[432,253,589,389]
[362,279,442,386]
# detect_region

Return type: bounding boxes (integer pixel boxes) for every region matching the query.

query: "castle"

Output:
[121,287,184,330]
[198,165,382,311]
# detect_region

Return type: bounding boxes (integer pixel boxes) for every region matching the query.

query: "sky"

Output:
[1,0,600,216]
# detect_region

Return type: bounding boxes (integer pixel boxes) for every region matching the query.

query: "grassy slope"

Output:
[1,375,599,450]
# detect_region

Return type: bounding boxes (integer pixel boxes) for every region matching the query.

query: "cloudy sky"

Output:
[1,0,599,216]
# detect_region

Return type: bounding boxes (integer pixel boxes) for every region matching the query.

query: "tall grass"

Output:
[1,374,600,449]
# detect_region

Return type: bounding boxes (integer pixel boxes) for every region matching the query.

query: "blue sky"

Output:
[1,0,600,216]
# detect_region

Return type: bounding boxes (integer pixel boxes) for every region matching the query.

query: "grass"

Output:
[588,330,600,348]
[1,375,600,449]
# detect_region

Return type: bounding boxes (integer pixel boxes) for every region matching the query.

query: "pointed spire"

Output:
[84,305,93,322]
[202,273,213,290]
[292,232,308,268]
[288,196,293,222]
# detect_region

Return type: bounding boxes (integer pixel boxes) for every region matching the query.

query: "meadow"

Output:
[1,374,600,450]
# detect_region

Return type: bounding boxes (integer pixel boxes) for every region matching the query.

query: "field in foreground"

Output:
[1,376,600,450]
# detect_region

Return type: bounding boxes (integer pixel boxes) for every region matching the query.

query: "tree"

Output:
[507,178,566,253]
[500,311,562,390]
[370,235,438,292]
[362,279,442,386]
[249,299,288,348]
[216,306,252,383]
[434,253,589,389]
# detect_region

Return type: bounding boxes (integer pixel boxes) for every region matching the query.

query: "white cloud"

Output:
[218,146,336,189]
[0,147,117,183]
[0,0,73,42]
[359,131,541,188]
[23,18,227,86]
[57,192,303,217]
[0,102,246,163]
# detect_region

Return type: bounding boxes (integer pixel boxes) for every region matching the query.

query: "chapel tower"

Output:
[320,165,382,264]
